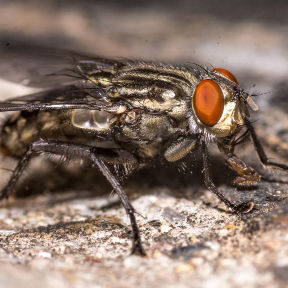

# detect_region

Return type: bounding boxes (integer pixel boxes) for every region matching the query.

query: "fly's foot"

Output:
[131,240,146,256]
[233,176,260,188]
[233,201,255,214]
[0,188,9,202]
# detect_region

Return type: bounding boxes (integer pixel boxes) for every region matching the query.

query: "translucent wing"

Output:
[0,43,126,88]
[0,44,128,112]
[0,85,109,112]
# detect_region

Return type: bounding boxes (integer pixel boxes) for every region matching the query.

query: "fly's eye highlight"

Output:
[193,79,224,126]
[213,68,238,84]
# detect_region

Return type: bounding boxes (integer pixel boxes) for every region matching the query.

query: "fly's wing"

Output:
[0,43,126,88]
[0,44,128,111]
[0,84,110,112]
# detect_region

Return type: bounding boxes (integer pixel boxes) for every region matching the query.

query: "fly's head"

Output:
[189,67,258,142]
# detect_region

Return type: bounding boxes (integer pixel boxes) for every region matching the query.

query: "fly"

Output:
[0,44,287,256]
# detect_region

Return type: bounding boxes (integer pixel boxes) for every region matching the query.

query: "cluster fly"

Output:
[0,44,287,256]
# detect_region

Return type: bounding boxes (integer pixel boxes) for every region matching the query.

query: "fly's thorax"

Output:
[106,81,191,126]
[86,63,200,158]
[115,110,189,158]
[101,63,199,122]
[71,107,187,159]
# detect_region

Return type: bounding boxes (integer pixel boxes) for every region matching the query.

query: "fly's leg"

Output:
[246,120,288,170]
[226,155,261,188]
[0,146,33,201]
[200,141,254,214]
[0,140,145,256]
[88,150,145,256]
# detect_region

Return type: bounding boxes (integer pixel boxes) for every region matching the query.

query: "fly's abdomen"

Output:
[0,111,62,157]
[0,109,119,158]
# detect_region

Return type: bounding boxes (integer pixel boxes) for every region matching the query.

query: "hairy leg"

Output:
[0,140,145,256]
[200,140,254,214]
[226,154,261,187]
[246,120,288,170]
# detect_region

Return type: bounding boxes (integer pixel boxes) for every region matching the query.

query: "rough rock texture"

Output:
[0,1,288,288]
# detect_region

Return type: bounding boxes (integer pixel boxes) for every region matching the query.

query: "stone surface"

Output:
[0,1,288,288]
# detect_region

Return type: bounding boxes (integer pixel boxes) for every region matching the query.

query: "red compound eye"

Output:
[214,68,239,84]
[193,79,224,126]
